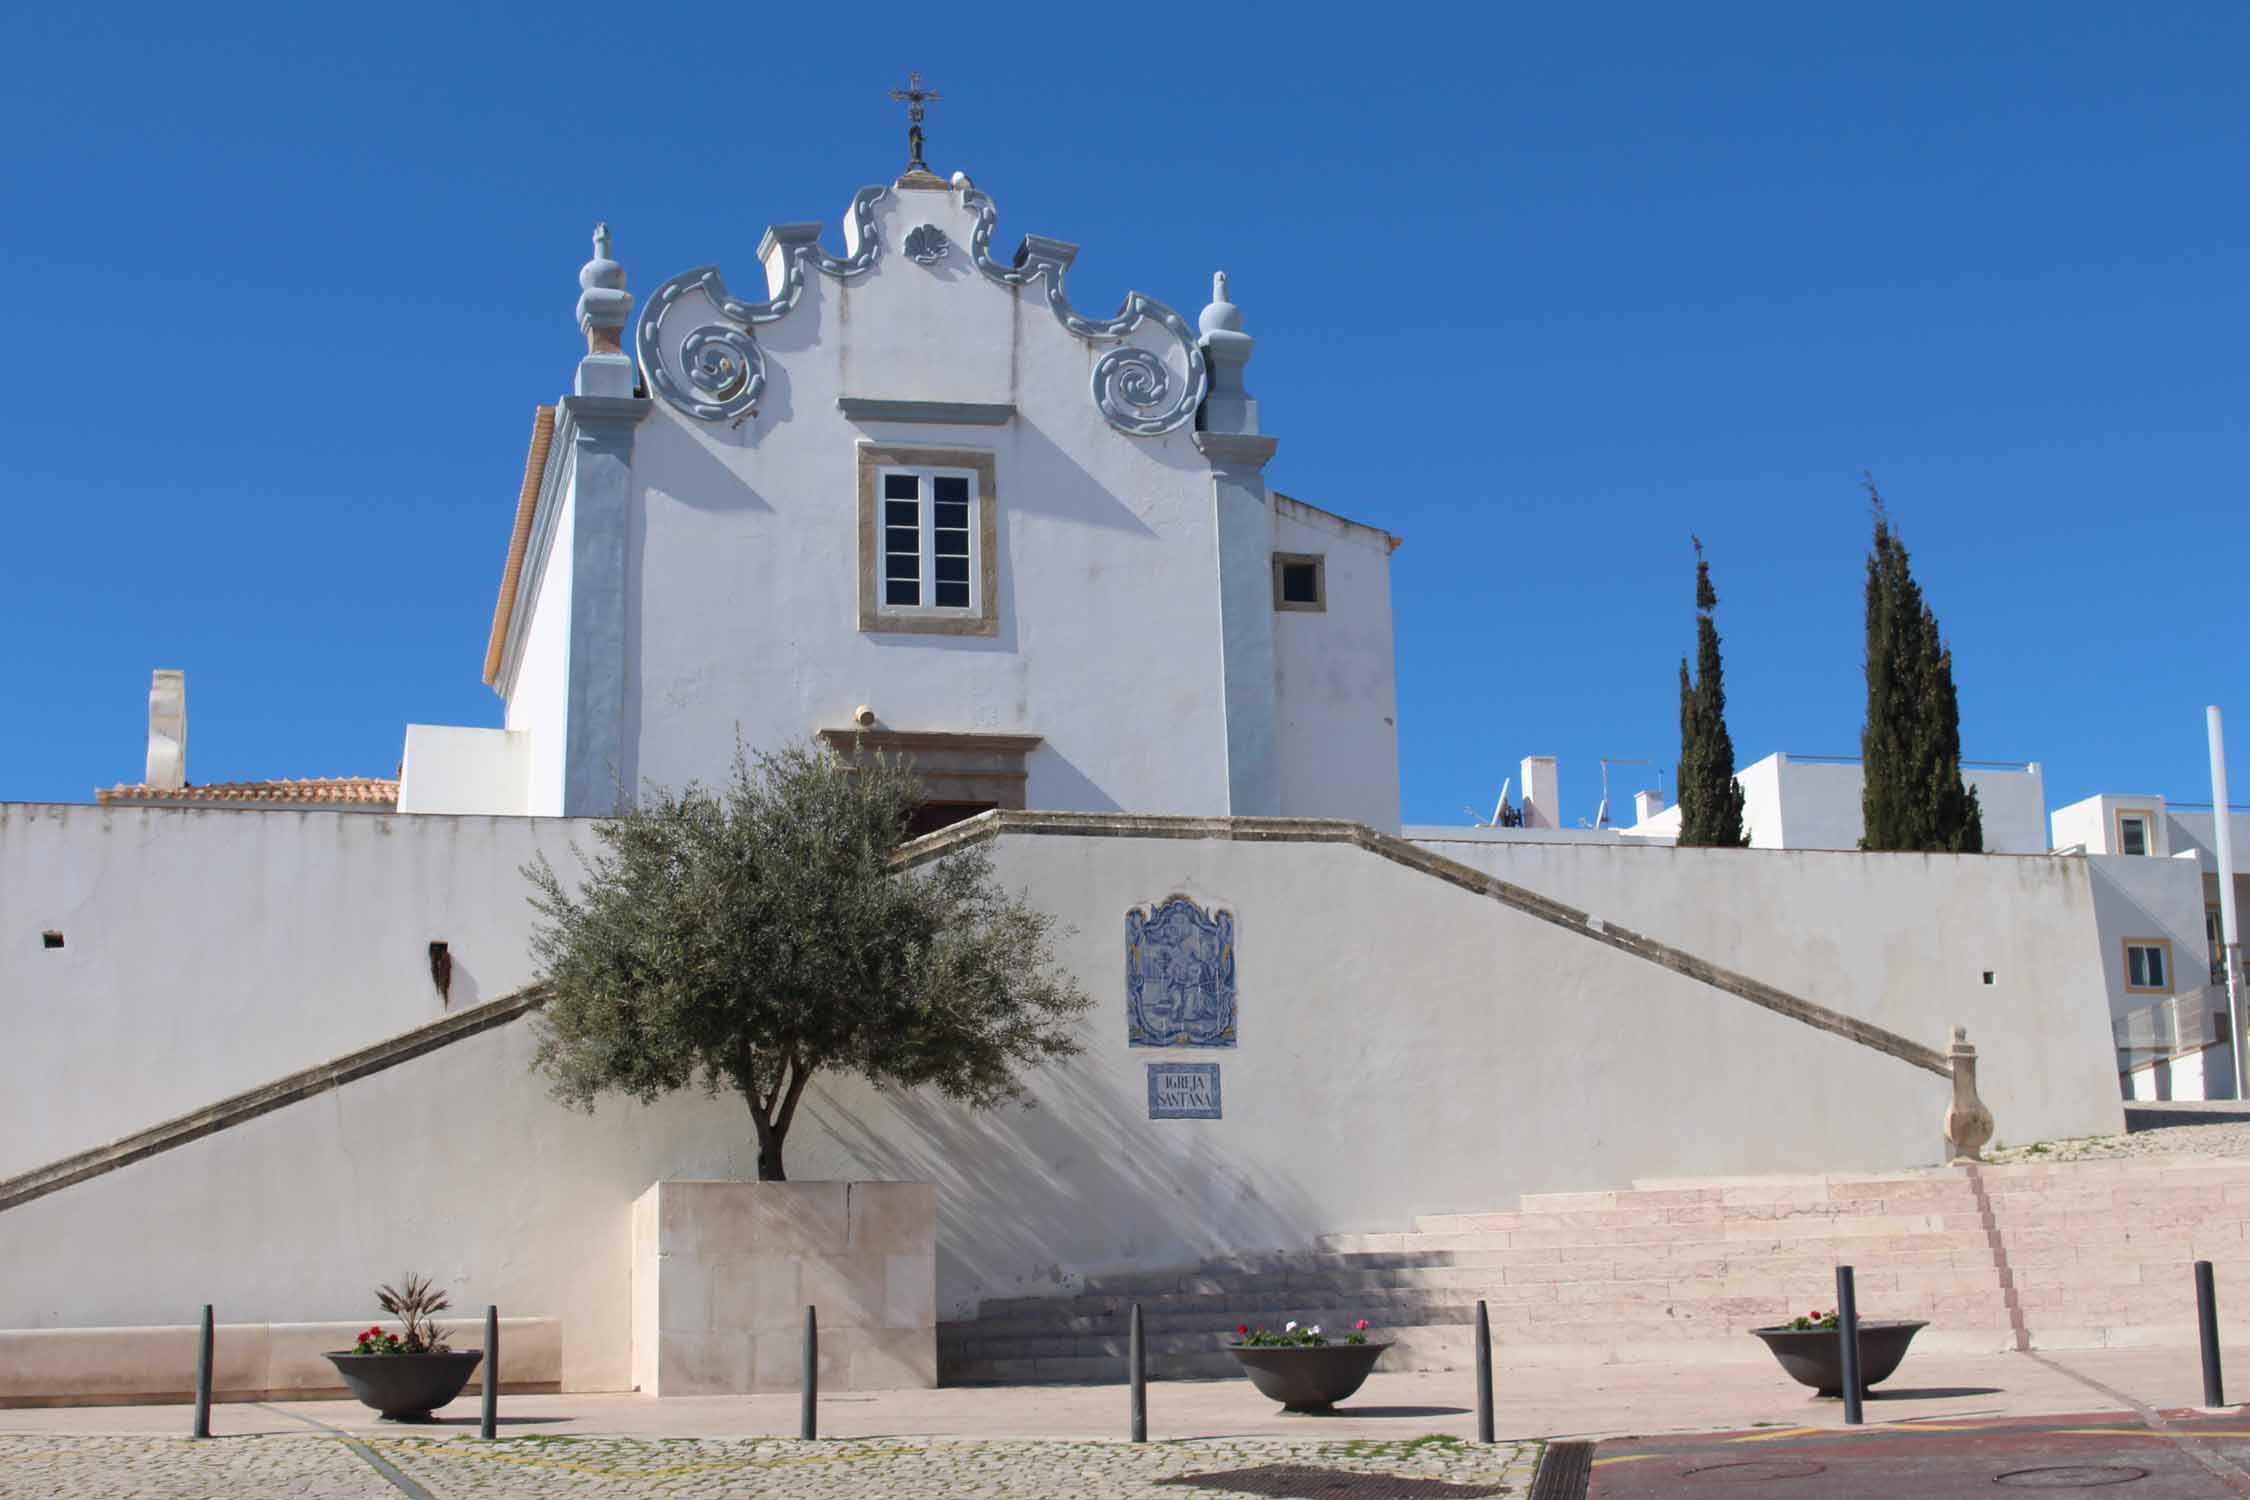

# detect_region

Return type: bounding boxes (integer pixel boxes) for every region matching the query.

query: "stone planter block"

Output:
[630,1180,936,1397]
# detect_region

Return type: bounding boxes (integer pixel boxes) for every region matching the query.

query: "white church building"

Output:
[3,138,2137,1403]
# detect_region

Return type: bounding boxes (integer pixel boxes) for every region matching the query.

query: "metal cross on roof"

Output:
[888,71,942,173]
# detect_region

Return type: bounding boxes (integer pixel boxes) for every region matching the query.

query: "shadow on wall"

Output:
[806,1057,1321,1320]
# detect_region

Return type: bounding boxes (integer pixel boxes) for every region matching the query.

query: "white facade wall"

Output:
[397,726,532,815]
[1271,498,1400,831]
[503,474,575,816]
[0,803,585,1179]
[2052,793,2174,858]
[2,810,2128,1394]
[486,186,1398,822]
[1659,753,2047,852]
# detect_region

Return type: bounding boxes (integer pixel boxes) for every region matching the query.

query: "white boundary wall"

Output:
[1,809,2123,1391]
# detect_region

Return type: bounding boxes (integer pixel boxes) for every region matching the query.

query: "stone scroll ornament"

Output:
[1127,896,1238,1047]
[639,185,1206,436]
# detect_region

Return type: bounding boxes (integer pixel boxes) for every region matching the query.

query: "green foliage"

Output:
[1676,538,1749,848]
[1784,1308,1858,1331]
[1233,1318,1373,1347]
[524,741,1092,1181]
[1859,479,1983,853]
[362,1273,452,1354]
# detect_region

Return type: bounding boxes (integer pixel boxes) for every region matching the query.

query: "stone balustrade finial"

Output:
[575,222,636,398]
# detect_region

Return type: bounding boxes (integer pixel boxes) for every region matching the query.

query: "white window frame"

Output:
[2116,809,2154,857]
[2124,938,2172,995]
[856,445,999,638]
[876,465,981,618]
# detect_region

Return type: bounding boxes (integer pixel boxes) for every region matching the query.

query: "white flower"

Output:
[1309,1325,1322,1336]
[1284,1321,1297,1333]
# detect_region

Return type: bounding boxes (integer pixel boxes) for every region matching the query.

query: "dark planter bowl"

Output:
[1226,1342,1392,1412]
[324,1350,483,1421]
[1749,1320,1927,1398]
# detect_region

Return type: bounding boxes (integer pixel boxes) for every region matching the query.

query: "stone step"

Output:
[943,1278,2012,1346]
[1320,1223,2000,1255]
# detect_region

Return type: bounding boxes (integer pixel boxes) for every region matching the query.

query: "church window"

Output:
[858,446,999,637]
[1272,553,1325,612]
[2124,939,2171,994]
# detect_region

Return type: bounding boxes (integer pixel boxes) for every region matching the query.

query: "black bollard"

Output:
[1129,1302,1147,1443]
[1474,1299,1495,1445]
[2197,1261,2226,1408]
[192,1305,213,1440]
[480,1305,499,1439]
[801,1306,818,1440]
[1836,1265,1864,1426]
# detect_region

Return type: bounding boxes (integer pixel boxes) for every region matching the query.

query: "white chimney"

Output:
[1635,789,1665,824]
[1521,756,1559,830]
[146,670,186,790]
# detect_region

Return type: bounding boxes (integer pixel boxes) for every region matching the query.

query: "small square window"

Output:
[1272,553,1326,612]
[41,931,64,950]
[2125,939,2171,993]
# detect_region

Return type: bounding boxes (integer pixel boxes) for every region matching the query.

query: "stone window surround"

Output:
[1271,551,1326,613]
[2123,936,2174,995]
[2115,806,2156,856]
[816,728,1043,811]
[857,444,999,637]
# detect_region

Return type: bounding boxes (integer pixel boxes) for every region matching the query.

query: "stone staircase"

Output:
[938,1158,2250,1384]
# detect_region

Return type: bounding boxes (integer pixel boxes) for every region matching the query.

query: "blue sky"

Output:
[4,3,2243,827]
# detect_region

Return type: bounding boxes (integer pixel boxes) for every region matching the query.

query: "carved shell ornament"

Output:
[903,224,949,264]
[639,185,1206,435]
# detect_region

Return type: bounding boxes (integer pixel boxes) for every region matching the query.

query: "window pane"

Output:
[1281,562,1320,604]
[884,525,919,555]
[885,578,919,606]
[933,475,968,504]
[2129,948,2148,986]
[2122,818,2148,855]
[2151,948,2167,987]
[935,555,969,585]
[934,529,969,558]
[884,473,919,501]
[933,500,969,531]
[885,499,918,527]
[935,580,970,608]
[885,553,919,582]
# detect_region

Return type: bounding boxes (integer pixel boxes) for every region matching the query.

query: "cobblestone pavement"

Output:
[0,1433,1542,1499]
[1989,1120,2250,1163]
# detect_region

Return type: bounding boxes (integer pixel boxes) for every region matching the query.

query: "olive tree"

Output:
[524,742,1090,1180]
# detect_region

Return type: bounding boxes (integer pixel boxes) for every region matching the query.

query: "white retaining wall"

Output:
[0,808,2125,1392]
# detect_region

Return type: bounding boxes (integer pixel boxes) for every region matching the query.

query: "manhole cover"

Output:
[1680,1460,1828,1483]
[1155,1464,1507,1498]
[1993,1467,2149,1489]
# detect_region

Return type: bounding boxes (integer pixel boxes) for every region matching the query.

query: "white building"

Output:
[1621,751,2049,853]
[2050,791,2249,1100]
[7,144,2134,1402]
[391,189,1401,832]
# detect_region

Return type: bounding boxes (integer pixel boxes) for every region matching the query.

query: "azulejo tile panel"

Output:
[1126,895,1237,1047]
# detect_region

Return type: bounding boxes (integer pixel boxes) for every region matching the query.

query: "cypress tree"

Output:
[1677,537,1749,847]
[1859,479,1983,852]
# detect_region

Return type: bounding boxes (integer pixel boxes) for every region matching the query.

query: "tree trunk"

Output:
[747,1090,788,1182]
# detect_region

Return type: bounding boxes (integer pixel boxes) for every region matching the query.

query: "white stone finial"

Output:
[1199,270,1243,337]
[576,221,636,397]
[145,669,186,791]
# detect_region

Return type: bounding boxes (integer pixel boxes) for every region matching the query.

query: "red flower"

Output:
[1355,1319,1370,1331]
[1235,1324,1249,1335]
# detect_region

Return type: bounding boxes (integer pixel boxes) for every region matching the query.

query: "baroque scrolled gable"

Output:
[637,183,1207,436]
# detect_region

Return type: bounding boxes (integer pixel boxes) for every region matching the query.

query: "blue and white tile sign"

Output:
[1126,895,1238,1047]
[1147,1062,1221,1120]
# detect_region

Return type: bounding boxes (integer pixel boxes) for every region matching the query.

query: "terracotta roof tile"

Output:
[484,405,558,687]
[96,777,399,809]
